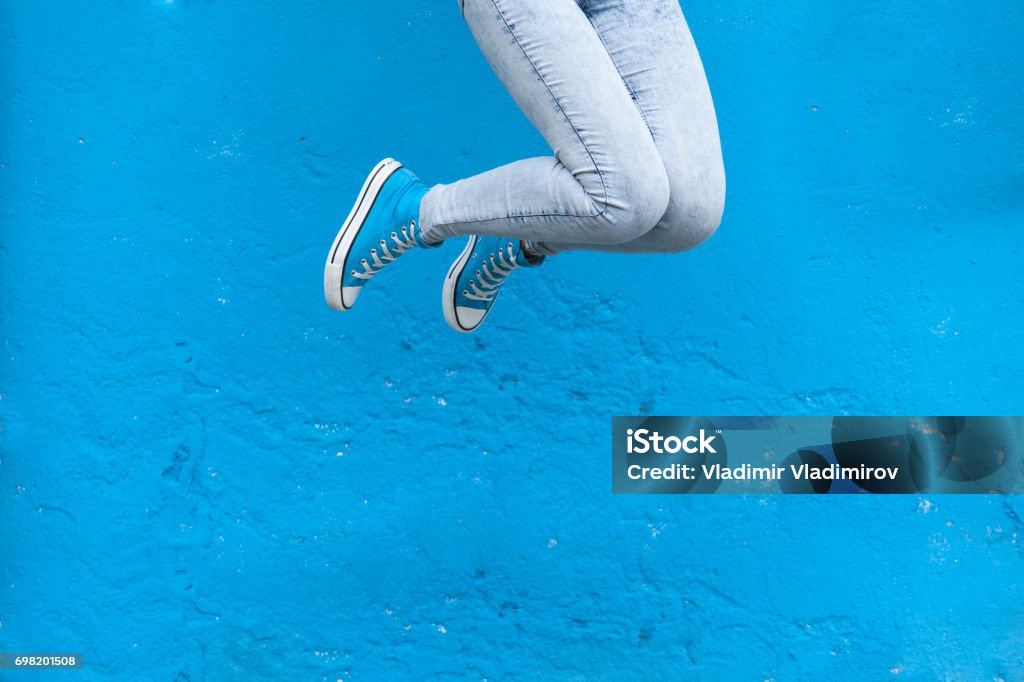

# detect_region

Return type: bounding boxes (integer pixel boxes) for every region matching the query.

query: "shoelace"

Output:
[351,220,419,281]
[464,241,522,302]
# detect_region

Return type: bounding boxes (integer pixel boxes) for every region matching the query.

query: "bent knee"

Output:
[579,160,671,245]
[652,190,725,253]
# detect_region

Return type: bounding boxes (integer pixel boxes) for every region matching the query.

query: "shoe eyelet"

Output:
[379,239,386,246]
[370,248,377,254]
[390,231,398,239]
[360,258,368,264]
[462,290,468,295]
[350,270,356,276]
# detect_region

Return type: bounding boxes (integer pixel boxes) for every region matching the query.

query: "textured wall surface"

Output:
[2,1,1023,680]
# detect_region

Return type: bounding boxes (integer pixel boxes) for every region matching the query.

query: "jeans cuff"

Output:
[417,185,444,246]
[523,240,556,258]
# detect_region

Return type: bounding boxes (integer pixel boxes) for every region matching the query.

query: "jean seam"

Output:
[460,0,609,225]
[584,16,657,141]
[431,210,602,230]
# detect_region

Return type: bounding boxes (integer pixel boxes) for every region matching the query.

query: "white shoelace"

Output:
[464,241,522,302]
[351,220,419,281]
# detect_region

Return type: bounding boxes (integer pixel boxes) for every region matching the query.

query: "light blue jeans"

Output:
[419,0,725,256]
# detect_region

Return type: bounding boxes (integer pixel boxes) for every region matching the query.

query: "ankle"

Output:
[416,226,442,248]
[520,240,544,264]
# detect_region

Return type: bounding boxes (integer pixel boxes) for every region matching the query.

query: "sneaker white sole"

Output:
[323,158,402,311]
[442,234,484,333]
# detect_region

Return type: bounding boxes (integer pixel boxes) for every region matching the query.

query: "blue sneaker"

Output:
[442,235,542,332]
[324,158,436,311]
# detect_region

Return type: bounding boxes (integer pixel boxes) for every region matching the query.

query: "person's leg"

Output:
[419,0,670,248]
[528,0,726,256]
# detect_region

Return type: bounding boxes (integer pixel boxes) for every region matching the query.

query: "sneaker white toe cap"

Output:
[324,264,362,311]
[342,286,362,308]
[454,306,487,332]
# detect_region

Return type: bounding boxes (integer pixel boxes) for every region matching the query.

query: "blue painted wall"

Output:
[2,1,1023,679]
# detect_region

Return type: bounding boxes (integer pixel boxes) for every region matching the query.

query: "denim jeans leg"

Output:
[419,0,669,248]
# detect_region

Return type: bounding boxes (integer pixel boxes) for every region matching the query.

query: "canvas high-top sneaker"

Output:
[324,158,437,311]
[442,235,542,332]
